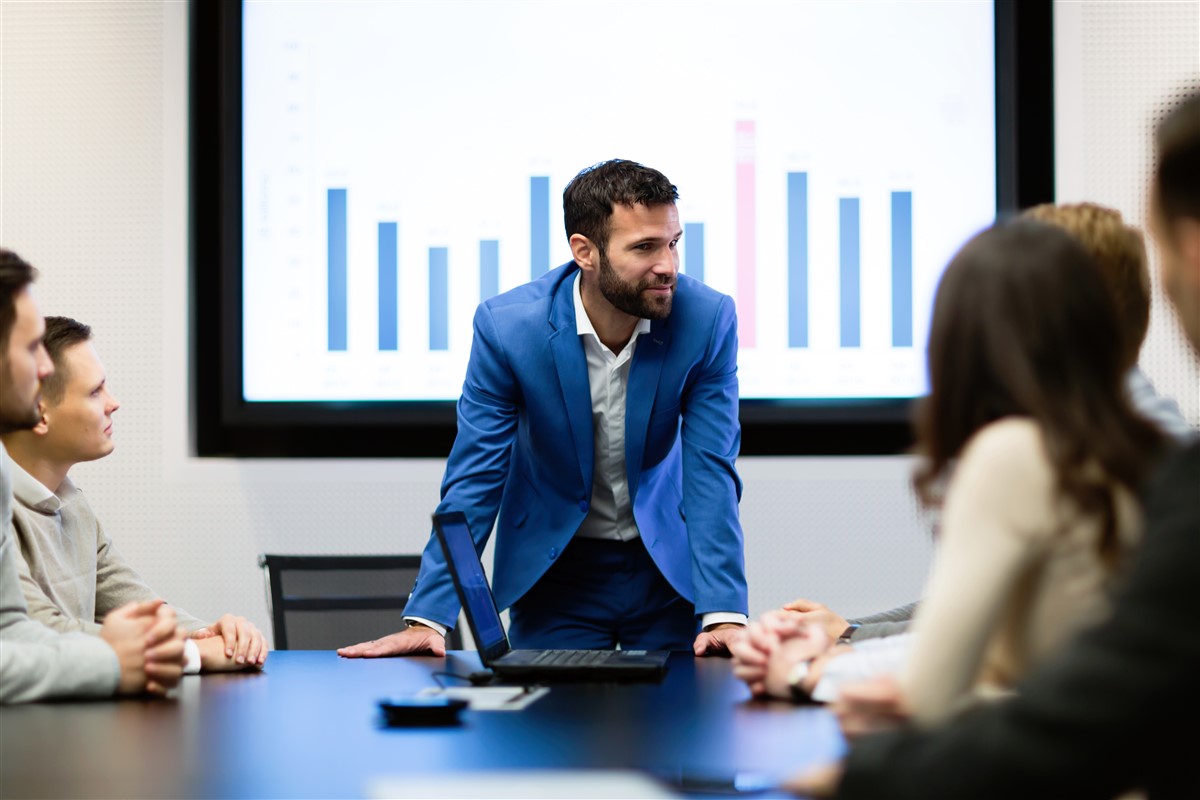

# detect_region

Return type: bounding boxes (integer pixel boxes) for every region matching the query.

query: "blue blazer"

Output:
[405,262,748,627]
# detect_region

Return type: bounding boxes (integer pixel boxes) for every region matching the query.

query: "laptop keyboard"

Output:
[529,650,613,666]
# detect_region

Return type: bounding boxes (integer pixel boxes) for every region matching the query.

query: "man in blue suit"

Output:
[339,160,748,657]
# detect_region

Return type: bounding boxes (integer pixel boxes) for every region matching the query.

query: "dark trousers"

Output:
[507,536,696,650]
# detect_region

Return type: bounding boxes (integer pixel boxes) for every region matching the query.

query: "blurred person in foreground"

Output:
[1,315,267,672]
[787,89,1200,800]
[0,249,185,703]
[736,219,1167,723]
[735,201,1193,705]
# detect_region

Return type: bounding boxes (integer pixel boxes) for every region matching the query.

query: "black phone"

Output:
[377,696,468,727]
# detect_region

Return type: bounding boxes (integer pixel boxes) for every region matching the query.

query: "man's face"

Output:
[41,341,121,465]
[1153,208,1200,355]
[0,288,53,433]
[596,202,681,320]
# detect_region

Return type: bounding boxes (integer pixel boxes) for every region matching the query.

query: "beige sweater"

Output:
[0,442,119,703]
[902,417,1142,727]
[7,459,206,635]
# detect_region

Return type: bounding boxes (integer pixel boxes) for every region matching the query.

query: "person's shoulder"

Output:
[960,417,1052,482]
[671,274,733,325]
[487,262,575,308]
[675,273,729,305]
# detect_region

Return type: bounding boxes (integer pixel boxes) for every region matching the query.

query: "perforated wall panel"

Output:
[1056,1,1200,426]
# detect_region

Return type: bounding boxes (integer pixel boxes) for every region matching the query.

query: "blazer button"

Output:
[548,547,558,560]
[578,500,589,513]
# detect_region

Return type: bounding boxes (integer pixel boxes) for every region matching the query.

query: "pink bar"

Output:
[735,120,756,348]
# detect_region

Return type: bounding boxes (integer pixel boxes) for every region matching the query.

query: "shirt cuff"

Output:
[183,638,202,675]
[403,616,448,638]
[701,612,748,630]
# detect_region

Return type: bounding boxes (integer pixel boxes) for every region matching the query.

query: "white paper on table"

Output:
[415,685,549,711]
[367,769,681,799]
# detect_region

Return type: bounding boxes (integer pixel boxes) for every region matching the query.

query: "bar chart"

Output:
[241,0,997,402]
[320,152,917,360]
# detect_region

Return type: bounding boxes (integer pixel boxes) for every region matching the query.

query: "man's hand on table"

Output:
[780,598,851,645]
[191,613,267,669]
[693,622,746,656]
[337,622,446,658]
[101,599,187,696]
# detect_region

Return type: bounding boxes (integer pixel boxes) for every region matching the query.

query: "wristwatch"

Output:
[837,623,860,645]
[787,658,814,702]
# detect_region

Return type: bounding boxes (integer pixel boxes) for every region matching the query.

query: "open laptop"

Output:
[432,511,669,681]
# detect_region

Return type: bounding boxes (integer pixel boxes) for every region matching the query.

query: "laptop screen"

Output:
[433,512,508,655]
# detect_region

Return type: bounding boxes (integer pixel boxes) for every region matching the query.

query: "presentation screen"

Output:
[240,0,996,406]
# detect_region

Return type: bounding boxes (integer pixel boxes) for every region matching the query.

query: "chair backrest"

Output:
[258,554,462,650]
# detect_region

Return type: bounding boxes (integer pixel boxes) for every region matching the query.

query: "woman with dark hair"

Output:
[896,218,1169,726]
[733,218,1171,722]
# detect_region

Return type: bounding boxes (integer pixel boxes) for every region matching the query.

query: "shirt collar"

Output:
[572,270,652,343]
[8,458,73,515]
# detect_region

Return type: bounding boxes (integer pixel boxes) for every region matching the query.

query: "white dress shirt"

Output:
[572,272,745,631]
[573,270,651,542]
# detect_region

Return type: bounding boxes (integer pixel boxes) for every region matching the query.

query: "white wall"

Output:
[0,1,1195,647]
[1055,0,1200,423]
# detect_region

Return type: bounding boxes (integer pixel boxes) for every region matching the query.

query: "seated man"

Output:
[1,315,266,673]
[0,250,186,703]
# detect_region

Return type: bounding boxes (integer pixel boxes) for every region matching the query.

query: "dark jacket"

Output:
[839,442,1200,800]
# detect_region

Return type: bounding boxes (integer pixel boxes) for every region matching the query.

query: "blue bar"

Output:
[530,176,550,279]
[787,173,809,348]
[839,198,860,348]
[892,191,913,347]
[684,222,705,283]
[480,240,499,301]
[378,222,398,351]
[327,189,347,351]
[429,247,449,351]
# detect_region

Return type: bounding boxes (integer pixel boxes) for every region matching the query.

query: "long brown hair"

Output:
[913,220,1167,558]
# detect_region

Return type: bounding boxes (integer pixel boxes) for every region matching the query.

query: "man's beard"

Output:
[0,360,41,435]
[597,251,675,320]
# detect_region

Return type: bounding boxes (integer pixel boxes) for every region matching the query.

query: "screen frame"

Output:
[190,0,1053,458]
[432,511,510,663]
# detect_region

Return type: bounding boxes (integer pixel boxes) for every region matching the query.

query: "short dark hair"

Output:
[562,159,679,254]
[0,248,37,352]
[1155,91,1200,225]
[39,316,93,405]
[913,220,1166,560]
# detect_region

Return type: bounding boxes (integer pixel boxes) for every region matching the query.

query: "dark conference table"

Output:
[0,651,844,799]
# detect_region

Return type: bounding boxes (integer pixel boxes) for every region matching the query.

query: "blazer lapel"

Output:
[625,318,671,499]
[548,268,594,490]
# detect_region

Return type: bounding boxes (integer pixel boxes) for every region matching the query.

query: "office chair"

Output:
[258,554,462,650]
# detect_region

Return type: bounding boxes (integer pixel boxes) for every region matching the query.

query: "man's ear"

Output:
[32,400,50,436]
[570,233,598,272]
